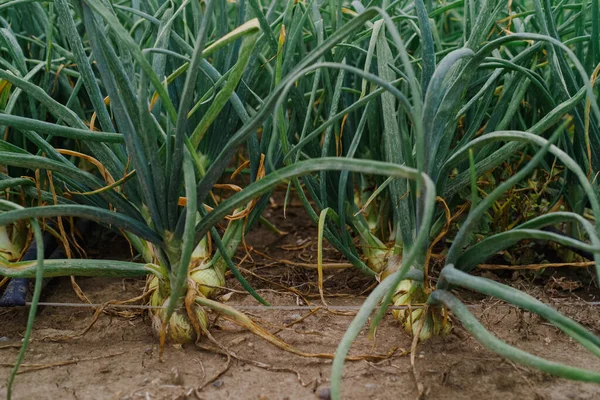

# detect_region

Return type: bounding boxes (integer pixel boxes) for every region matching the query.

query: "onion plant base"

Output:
[392,279,451,341]
[146,230,233,345]
[148,274,211,345]
[150,297,209,345]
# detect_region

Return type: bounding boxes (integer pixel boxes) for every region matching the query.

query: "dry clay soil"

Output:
[1,200,600,400]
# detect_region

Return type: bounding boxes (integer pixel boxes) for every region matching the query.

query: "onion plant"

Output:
[1,1,599,399]
[303,1,600,397]
[0,0,276,347]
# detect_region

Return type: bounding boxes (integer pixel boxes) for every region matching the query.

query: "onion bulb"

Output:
[0,222,26,262]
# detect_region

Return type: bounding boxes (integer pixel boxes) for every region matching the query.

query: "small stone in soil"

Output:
[212,380,224,388]
[316,386,331,400]
[365,383,377,389]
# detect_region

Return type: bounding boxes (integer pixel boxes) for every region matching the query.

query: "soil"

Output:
[1,197,600,400]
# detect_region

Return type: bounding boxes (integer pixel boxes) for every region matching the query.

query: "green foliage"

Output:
[0,1,599,398]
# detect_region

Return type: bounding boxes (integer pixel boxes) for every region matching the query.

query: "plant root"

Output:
[195,296,405,361]
[0,351,125,374]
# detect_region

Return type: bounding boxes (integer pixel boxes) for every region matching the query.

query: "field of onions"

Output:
[0,0,599,399]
